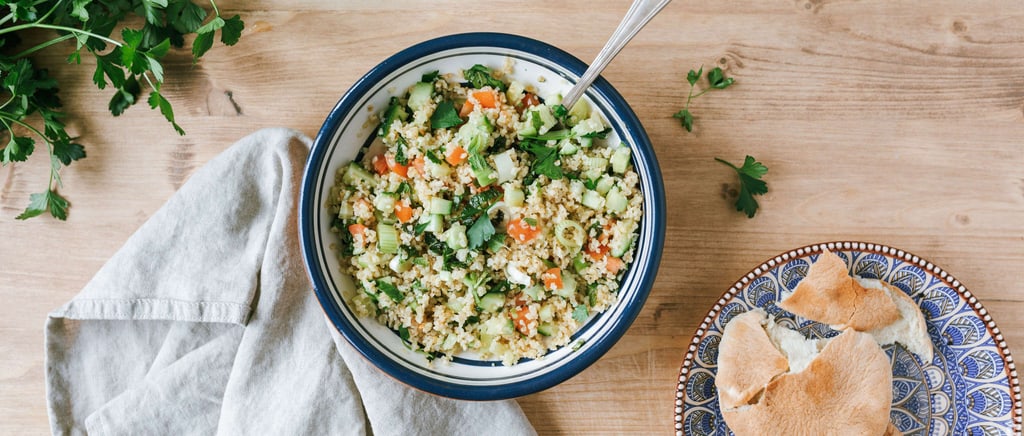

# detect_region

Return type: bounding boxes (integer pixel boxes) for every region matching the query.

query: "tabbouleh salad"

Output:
[327,64,642,365]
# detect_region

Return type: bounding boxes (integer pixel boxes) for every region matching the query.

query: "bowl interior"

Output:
[301,33,664,400]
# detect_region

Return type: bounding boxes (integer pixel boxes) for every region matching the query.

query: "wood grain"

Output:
[2,1,1022,434]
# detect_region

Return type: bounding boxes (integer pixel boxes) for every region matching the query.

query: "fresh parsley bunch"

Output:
[0,0,243,220]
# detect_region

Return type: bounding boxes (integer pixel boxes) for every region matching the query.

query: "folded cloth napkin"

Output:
[44,128,537,436]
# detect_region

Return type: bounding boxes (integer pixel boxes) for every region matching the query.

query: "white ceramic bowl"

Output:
[300,33,665,400]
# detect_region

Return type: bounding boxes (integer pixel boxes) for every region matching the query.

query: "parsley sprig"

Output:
[715,155,768,218]
[0,0,244,220]
[673,66,734,132]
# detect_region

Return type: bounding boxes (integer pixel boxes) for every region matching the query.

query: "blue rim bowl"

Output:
[299,32,665,400]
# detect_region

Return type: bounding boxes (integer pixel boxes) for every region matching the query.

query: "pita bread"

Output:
[857,277,934,363]
[716,309,790,409]
[716,309,894,436]
[778,250,933,362]
[778,249,901,330]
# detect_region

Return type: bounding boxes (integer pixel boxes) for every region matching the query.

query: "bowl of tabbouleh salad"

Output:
[300,33,664,400]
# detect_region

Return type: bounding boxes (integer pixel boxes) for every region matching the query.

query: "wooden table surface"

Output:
[3,1,1023,434]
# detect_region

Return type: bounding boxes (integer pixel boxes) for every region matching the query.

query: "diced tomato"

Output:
[410,156,426,176]
[472,90,497,109]
[445,146,468,166]
[347,223,367,236]
[371,154,388,175]
[394,200,413,223]
[507,218,541,243]
[511,295,533,336]
[459,100,475,117]
[385,154,409,178]
[585,243,610,261]
[605,256,624,274]
[598,222,614,245]
[517,92,541,112]
[542,268,563,291]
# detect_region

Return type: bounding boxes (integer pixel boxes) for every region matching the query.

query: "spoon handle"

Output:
[560,0,672,110]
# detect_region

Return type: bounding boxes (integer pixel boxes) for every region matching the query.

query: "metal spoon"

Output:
[559,0,673,111]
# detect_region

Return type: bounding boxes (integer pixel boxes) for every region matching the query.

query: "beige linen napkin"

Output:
[44,128,536,436]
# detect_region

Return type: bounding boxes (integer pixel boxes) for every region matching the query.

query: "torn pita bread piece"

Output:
[778,249,933,362]
[716,309,895,436]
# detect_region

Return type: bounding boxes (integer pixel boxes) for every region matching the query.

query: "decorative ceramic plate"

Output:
[674,241,1022,435]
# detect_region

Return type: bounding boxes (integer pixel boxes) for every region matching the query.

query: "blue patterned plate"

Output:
[674,241,1022,435]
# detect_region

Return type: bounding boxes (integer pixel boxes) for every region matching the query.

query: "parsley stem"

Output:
[0,23,121,48]
[12,33,75,59]
[1,114,50,143]
[0,12,14,27]
[714,157,739,171]
[140,72,159,93]
[35,0,63,25]
[0,114,59,189]
[691,88,712,99]
[208,0,222,17]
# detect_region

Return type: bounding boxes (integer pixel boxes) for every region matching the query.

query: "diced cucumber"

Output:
[570,179,585,199]
[537,323,555,337]
[535,105,558,135]
[337,198,354,219]
[374,193,396,213]
[389,255,411,273]
[523,285,543,300]
[610,234,634,258]
[379,96,408,137]
[425,214,444,233]
[559,140,578,156]
[425,158,451,178]
[478,292,506,313]
[610,146,632,174]
[505,81,525,107]
[571,114,604,137]
[444,222,468,250]
[577,136,593,148]
[581,190,605,210]
[441,334,459,350]
[429,198,452,215]
[356,252,373,267]
[572,254,588,274]
[609,220,638,257]
[488,336,510,356]
[493,150,517,183]
[518,105,557,137]
[517,118,537,137]
[566,99,591,127]
[458,113,494,154]
[538,305,554,322]
[482,316,513,335]
[342,162,376,186]
[469,154,497,186]
[595,175,616,195]
[553,272,577,298]
[605,186,628,213]
[446,296,465,312]
[377,223,399,254]
[407,82,434,111]
[504,186,525,207]
[583,156,608,180]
